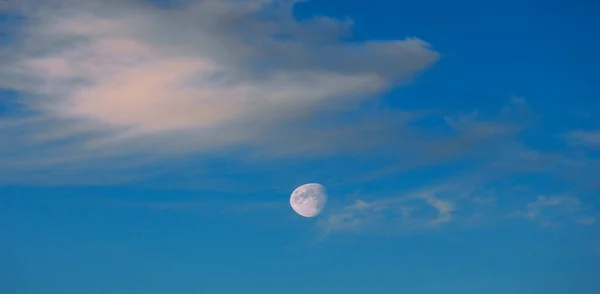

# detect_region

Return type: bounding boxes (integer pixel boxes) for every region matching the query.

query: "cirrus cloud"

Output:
[0,0,440,184]
[0,0,437,144]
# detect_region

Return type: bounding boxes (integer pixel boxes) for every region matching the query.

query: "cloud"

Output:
[577,214,598,226]
[2,2,574,188]
[0,1,435,140]
[0,0,444,184]
[319,159,599,236]
[564,130,600,148]
[0,1,549,189]
[318,179,472,235]
[512,195,597,228]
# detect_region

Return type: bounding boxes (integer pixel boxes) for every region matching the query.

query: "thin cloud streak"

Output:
[509,195,597,228]
[319,166,599,236]
[565,130,600,148]
[318,179,469,235]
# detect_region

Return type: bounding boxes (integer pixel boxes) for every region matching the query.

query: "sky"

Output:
[1,0,599,293]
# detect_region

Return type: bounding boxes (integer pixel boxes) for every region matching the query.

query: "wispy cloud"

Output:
[0,3,433,147]
[577,214,598,226]
[0,0,572,188]
[511,195,597,228]
[564,130,600,148]
[319,161,599,236]
[318,177,479,235]
[0,0,443,184]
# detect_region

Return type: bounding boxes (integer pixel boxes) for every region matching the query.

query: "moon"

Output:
[290,183,327,218]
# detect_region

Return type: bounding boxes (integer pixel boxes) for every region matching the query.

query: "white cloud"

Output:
[318,181,461,235]
[422,194,455,225]
[318,165,599,236]
[0,0,441,183]
[526,195,579,216]
[0,0,437,142]
[513,195,596,228]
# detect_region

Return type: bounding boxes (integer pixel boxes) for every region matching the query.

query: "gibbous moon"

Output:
[290,183,327,218]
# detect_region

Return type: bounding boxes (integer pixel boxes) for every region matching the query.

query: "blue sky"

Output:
[1,0,599,293]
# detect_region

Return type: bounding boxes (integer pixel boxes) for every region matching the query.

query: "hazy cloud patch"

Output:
[564,130,600,148]
[0,0,442,184]
[511,195,597,228]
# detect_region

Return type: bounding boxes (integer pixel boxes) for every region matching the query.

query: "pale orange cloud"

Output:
[0,0,439,182]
